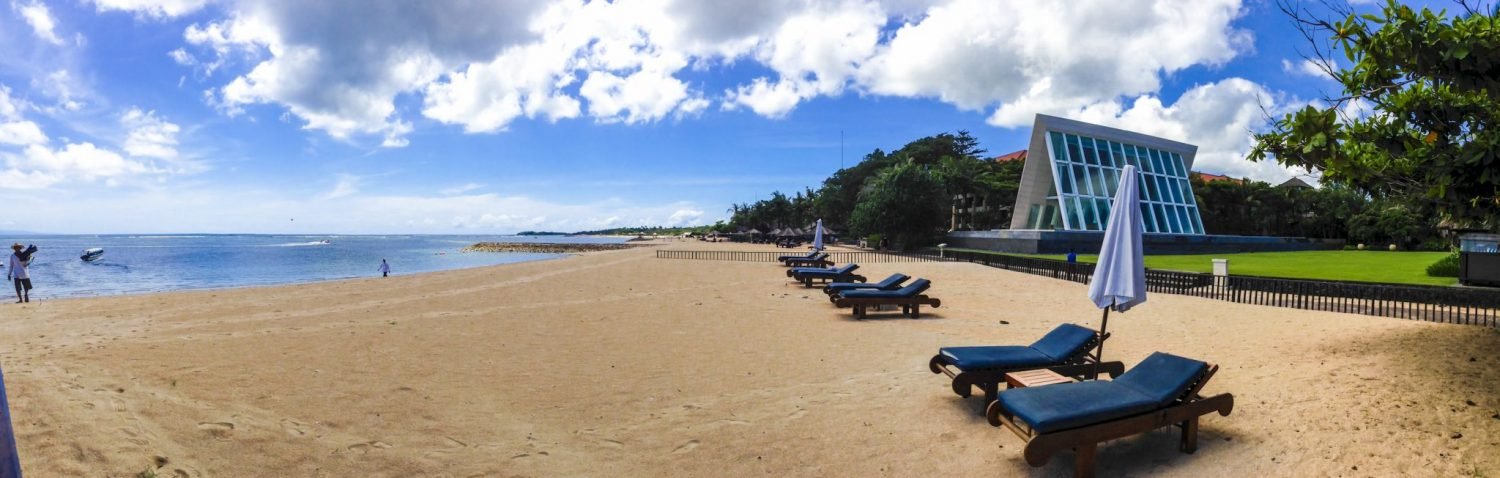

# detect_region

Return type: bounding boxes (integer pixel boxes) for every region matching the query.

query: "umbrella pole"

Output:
[1093,300,1112,380]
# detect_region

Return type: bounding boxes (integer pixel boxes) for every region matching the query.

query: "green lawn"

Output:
[949,249,1456,287]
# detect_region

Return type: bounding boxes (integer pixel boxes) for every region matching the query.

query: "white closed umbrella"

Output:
[812,219,825,251]
[1086,165,1146,369]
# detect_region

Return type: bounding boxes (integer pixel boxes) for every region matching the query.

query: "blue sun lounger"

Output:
[823,273,909,301]
[777,251,817,262]
[782,253,831,268]
[929,323,1126,409]
[832,278,940,318]
[787,263,863,287]
[987,352,1234,478]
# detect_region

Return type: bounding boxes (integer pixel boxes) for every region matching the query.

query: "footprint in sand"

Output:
[600,438,625,449]
[787,409,807,420]
[347,441,393,454]
[671,440,700,455]
[279,419,308,437]
[197,422,235,440]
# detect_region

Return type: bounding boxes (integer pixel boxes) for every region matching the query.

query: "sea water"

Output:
[0,234,624,299]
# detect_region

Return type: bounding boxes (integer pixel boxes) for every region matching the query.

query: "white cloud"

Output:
[0,121,48,146]
[90,0,211,18]
[861,0,1250,127]
[667,208,704,226]
[120,108,181,159]
[439,183,483,196]
[34,70,83,111]
[14,0,64,45]
[320,173,359,199]
[0,86,21,120]
[1063,77,1306,184]
[1282,58,1330,78]
[1,143,150,188]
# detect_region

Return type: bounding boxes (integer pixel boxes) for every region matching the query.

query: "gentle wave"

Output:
[268,241,333,247]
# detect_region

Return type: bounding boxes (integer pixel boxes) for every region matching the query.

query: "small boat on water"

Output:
[80,248,104,262]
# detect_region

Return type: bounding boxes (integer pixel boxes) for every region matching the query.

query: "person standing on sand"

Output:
[7,243,32,303]
[379,259,390,278]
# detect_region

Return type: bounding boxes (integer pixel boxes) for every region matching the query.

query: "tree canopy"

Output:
[1251,0,1500,230]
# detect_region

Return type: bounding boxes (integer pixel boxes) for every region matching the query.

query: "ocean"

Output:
[0,234,624,300]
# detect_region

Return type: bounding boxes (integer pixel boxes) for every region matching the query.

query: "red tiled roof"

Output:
[1195,172,1243,184]
[993,150,1027,162]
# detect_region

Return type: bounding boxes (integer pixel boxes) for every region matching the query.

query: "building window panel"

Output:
[1153,203,1170,232]
[1072,164,1090,196]
[1055,161,1074,194]
[1066,135,1083,165]
[1081,138,1100,165]
[1095,198,1112,224]
[1139,203,1156,233]
[1190,206,1205,234]
[1178,179,1196,205]
[1172,153,1188,177]
[1103,168,1120,197]
[1081,199,1100,230]
[1164,203,1182,233]
[1097,141,1115,168]
[1175,206,1193,234]
[1050,131,1067,161]
[1111,142,1127,168]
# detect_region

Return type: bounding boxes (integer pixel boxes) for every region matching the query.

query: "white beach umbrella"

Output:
[812,219,825,251]
[1086,164,1146,367]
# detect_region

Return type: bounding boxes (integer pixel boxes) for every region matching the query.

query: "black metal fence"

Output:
[658,248,1500,327]
[655,250,956,264]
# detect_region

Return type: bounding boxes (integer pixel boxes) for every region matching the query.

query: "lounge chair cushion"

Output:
[840,279,929,298]
[826,274,908,293]
[939,346,1057,370]
[1028,324,1098,361]
[800,264,857,276]
[999,381,1157,434]
[1111,352,1208,407]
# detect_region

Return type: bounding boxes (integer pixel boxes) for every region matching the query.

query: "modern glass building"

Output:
[1009,114,1205,235]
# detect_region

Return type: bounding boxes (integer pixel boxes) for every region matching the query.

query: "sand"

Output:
[2,241,1497,477]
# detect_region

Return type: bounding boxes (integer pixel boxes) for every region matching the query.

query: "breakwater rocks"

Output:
[462,242,645,254]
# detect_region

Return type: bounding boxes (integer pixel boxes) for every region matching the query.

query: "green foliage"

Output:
[848,159,949,250]
[1426,251,1461,277]
[1252,1,1500,230]
[729,130,1016,236]
[1346,199,1442,249]
[956,248,1457,286]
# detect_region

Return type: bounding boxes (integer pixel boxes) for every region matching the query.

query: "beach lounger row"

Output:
[929,325,1233,477]
[832,278,940,319]
[781,252,831,268]
[786,263,864,286]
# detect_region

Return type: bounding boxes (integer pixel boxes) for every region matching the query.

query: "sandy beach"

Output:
[2,241,1497,477]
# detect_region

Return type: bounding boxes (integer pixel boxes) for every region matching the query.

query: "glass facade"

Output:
[1045,131,1204,234]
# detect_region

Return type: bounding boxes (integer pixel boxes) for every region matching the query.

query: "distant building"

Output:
[1195,172,1244,184]
[950,150,1025,230]
[1277,177,1314,189]
[1009,114,1206,235]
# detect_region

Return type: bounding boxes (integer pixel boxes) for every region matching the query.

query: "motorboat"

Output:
[80,248,104,262]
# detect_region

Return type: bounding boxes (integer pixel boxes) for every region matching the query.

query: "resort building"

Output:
[947,114,1344,254]
[1010,114,1205,234]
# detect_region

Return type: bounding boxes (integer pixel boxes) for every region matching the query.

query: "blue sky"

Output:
[0,0,1398,234]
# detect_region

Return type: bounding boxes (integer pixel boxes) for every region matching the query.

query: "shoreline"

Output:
[5,242,1497,476]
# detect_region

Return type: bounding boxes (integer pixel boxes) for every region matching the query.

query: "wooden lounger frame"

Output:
[832,295,941,319]
[795,273,865,287]
[985,364,1234,478]
[782,257,832,268]
[927,329,1126,409]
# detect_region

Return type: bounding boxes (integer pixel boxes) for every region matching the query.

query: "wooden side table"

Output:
[1004,368,1077,389]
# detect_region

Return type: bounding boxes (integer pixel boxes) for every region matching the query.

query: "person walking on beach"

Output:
[378,259,390,278]
[7,243,32,303]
